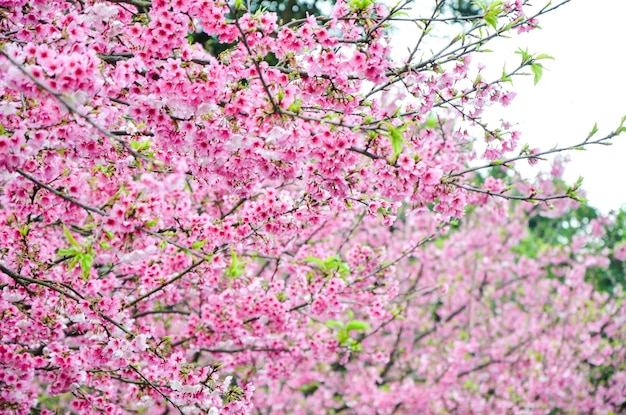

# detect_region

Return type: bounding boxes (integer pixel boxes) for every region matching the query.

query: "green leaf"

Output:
[616,115,626,133]
[386,123,404,162]
[78,253,94,280]
[479,0,503,30]
[63,225,80,247]
[515,47,532,65]
[501,65,512,83]
[531,63,543,85]
[587,122,599,138]
[191,239,207,250]
[535,53,555,61]
[67,256,79,271]
[288,99,301,113]
[325,320,344,329]
[130,140,151,152]
[304,255,350,278]
[346,320,371,332]
[300,381,320,397]
[463,379,474,389]
[304,256,325,267]
[570,176,584,192]
[58,247,79,257]
[224,249,245,279]
[484,12,498,30]
[337,328,349,344]
[348,0,373,10]
[144,217,159,228]
[425,114,438,129]
[18,223,31,237]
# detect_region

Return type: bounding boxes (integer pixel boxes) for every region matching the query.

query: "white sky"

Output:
[390,1,626,212]
[485,0,626,213]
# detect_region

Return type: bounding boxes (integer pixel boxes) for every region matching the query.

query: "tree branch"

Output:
[17,169,109,216]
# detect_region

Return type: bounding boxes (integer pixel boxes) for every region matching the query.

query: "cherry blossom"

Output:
[0,0,625,413]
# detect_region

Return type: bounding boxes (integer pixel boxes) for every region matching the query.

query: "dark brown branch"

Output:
[106,0,151,10]
[348,146,382,160]
[17,169,108,216]
[201,347,289,354]
[0,262,132,334]
[220,197,247,220]
[1,262,83,302]
[132,309,191,318]
[97,52,133,63]
[451,182,572,203]
[122,260,205,309]
[138,227,206,259]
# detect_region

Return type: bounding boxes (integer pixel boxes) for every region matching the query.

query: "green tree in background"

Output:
[445,0,482,17]
[515,202,626,294]
[585,208,626,293]
[472,168,626,294]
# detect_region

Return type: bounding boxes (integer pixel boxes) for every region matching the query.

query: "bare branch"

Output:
[448,130,620,179]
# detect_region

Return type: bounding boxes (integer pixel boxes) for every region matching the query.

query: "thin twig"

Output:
[451,182,571,203]
[122,260,205,309]
[230,5,280,114]
[127,365,185,414]
[448,130,620,178]
[138,227,206,259]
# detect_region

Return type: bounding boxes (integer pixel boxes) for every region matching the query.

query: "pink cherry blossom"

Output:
[0,0,624,414]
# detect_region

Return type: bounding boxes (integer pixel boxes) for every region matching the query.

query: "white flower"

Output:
[87,4,119,20]
[182,384,202,393]
[137,396,154,408]
[171,380,183,391]
[2,289,25,303]
[266,127,287,144]
[69,313,86,323]
[119,247,156,263]
[134,334,149,351]
[0,101,18,116]
[222,376,232,391]
[197,102,217,116]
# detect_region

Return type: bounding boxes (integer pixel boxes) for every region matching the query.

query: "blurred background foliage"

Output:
[473,169,626,294]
